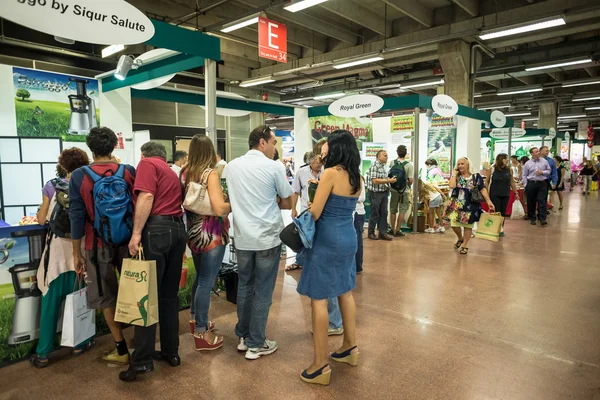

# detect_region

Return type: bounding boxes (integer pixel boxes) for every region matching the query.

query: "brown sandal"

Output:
[459,247,469,255]
[454,240,463,250]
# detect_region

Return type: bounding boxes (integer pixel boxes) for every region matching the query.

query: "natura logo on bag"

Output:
[123,270,148,283]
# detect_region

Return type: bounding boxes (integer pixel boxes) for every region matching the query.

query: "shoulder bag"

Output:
[183,168,217,216]
[470,174,485,203]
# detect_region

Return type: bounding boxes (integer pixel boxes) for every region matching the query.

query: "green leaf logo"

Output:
[485,219,493,227]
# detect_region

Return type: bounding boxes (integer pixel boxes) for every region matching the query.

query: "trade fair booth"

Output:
[0,3,514,366]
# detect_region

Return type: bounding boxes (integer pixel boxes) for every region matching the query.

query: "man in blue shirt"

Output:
[540,146,558,188]
[522,147,551,226]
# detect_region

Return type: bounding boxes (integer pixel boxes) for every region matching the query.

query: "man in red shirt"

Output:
[119,142,187,382]
[69,127,136,365]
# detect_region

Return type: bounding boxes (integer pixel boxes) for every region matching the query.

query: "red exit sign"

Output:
[258,17,287,63]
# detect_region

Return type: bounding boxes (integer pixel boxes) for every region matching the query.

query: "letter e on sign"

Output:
[258,17,287,63]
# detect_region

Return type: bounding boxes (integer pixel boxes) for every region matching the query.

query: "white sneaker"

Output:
[436,226,446,233]
[328,327,344,336]
[424,228,435,233]
[245,340,278,360]
[237,337,248,352]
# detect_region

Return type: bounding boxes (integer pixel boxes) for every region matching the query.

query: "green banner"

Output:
[309,115,373,150]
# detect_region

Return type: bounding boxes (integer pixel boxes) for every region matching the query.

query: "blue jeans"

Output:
[328,297,343,329]
[235,245,281,349]
[354,213,365,272]
[191,245,226,332]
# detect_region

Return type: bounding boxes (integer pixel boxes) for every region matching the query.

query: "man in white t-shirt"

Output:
[216,150,228,178]
[170,150,187,176]
[226,125,293,361]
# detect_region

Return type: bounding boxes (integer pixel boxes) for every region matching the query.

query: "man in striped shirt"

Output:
[367,150,396,241]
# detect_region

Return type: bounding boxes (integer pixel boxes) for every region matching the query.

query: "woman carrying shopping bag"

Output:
[485,153,519,236]
[447,157,495,255]
[30,148,91,368]
[181,134,231,351]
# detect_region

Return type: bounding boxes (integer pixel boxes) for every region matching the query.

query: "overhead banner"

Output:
[13,67,100,143]
[390,115,415,132]
[310,116,373,150]
[489,128,526,139]
[258,17,287,63]
[328,94,383,118]
[0,0,154,45]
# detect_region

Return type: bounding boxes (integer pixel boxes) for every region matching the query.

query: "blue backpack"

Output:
[82,164,133,246]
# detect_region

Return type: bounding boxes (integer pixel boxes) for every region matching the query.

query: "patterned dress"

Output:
[446,174,485,225]
[181,170,230,254]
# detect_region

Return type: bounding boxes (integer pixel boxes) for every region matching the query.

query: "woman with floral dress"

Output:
[447,157,495,255]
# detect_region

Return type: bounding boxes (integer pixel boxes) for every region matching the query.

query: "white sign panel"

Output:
[200,91,252,117]
[489,128,526,139]
[328,94,384,118]
[431,94,458,118]
[0,0,155,45]
[545,127,557,140]
[490,110,506,128]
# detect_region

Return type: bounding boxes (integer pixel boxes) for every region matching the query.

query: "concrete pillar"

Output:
[538,102,557,130]
[294,107,312,172]
[204,59,217,145]
[438,40,471,107]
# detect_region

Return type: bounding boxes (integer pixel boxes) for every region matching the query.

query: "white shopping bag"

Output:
[511,200,526,220]
[61,288,95,347]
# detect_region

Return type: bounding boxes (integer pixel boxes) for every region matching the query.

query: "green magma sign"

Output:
[309,115,373,150]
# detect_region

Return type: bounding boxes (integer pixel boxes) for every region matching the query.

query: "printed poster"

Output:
[390,116,414,132]
[310,115,373,150]
[13,67,100,143]
[427,113,456,178]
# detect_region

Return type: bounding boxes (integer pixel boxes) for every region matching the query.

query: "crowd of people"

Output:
[29,124,596,386]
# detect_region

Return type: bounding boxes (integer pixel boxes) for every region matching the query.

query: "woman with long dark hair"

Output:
[296,130,361,386]
[180,134,231,351]
[551,155,566,209]
[486,153,518,235]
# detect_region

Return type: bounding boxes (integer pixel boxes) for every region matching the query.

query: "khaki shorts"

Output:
[390,190,410,214]
[85,246,127,310]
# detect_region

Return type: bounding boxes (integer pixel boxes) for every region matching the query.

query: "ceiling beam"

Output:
[451,0,479,17]
[320,0,391,36]
[585,67,598,77]
[381,0,433,28]
[236,0,359,44]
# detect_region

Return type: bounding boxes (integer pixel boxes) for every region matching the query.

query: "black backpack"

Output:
[48,179,71,238]
[388,160,409,193]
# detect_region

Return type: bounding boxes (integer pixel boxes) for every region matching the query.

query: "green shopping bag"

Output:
[475,212,504,242]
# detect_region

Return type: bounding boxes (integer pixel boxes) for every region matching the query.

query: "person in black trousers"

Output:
[121,142,188,382]
[522,147,551,226]
[366,150,395,241]
[486,153,519,235]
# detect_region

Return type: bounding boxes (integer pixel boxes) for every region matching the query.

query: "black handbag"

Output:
[470,174,485,203]
[280,221,303,252]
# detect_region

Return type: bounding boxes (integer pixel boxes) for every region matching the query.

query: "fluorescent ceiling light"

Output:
[560,129,576,131]
[239,76,275,87]
[474,93,482,98]
[594,127,600,130]
[562,79,600,88]
[477,104,510,110]
[557,125,569,128]
[479,17,565,41]
[369,84,401,91]
[402,79,445,90]
[557,114,586,119]
[221,15,259,33]
[284,0,329,12]
[497,87,543,96]
[313,92,345,100]
[573,96,600,102]
[504,112,532,117]
[525,58,592,72]
[585,106,600,110]
[102,44,125,58]
[333,56,384,69]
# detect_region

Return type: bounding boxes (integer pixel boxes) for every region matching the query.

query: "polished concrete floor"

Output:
[1,191,600,400]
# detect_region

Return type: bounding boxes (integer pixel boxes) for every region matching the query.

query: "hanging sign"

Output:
[489,128,526,139]
[0,0,154,45]
[390,115,415,132]
[258,17,287,63]
[431,94,458,118]
[490,110,506,128]
[328,94,384,118]
[545,127,557,140]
